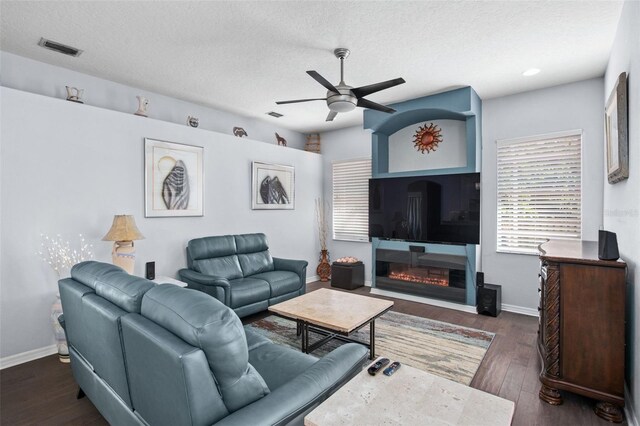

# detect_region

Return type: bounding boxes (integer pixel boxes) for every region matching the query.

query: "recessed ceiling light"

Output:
[522,68,541,77]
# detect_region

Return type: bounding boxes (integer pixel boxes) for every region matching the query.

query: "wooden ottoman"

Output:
[331,262,364,290]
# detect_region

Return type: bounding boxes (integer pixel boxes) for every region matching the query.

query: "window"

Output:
[332,159,371,242]
[497,131,582,254]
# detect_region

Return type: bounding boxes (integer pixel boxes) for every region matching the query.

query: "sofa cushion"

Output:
[188,235,237,261]
[235,233,269,253]
[238,251,274,276]
[71,261,154,313]
[249,342,318,391]
[141,285,270,412]
[252,270,302,298]
[229,278,271,308]
[244,326,273,352]
[194,255,243,280]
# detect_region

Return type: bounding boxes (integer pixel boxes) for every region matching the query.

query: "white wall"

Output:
[0,87,323,359]
[0,51,306,150]
[321,125,373,283]
[603,0,639,421]
[388,119,467,172]
[482,78,604,310]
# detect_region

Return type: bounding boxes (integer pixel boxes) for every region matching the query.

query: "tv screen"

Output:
[369,173,480,245]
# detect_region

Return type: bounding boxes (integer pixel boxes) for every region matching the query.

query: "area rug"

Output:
[246,311,494,385]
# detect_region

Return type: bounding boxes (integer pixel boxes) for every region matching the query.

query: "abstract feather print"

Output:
[259,176,289,204]
[162,159,190,209]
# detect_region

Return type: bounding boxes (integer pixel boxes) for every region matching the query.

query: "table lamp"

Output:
[102,215,144,274]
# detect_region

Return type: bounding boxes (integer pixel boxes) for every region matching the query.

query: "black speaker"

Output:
[476,271,484,288]
[477,283,501,317]
[409,245,425,253]
[145,261,155,280]
[598,230,619,261]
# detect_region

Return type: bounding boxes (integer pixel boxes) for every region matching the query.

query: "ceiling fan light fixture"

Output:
[328,99,357,113]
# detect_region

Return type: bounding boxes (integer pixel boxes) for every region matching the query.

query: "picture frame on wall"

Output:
[605,72,628,184]
[144,138,204,217]
[251,162,294,210]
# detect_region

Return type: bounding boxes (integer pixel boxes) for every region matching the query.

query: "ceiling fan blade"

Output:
[276,98,326,105]
[326,111,338,121]
[357,98,396,114]
[351,77,406,98]
[307,70,341,94]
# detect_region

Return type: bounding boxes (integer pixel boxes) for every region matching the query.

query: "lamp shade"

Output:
[102,215,144,242]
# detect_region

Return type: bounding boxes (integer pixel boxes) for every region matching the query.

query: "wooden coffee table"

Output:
[268,288,393,360]
[305,358,515,426]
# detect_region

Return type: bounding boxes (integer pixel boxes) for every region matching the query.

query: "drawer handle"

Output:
[538,288,541,293]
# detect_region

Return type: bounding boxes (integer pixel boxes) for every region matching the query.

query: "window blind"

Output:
[332,159,371,242]
[496,132,582,254]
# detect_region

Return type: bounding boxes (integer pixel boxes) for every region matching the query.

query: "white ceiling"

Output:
[0,1,624,133]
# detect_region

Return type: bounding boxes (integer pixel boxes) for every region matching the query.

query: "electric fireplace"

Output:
[375,249,467,303]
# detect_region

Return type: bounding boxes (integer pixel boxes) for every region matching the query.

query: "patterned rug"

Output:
[246,311,494,385]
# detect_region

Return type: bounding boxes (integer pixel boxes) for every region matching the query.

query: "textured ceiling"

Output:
[0,1,624,133]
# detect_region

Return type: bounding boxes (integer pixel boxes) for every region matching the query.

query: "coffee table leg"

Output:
[304,322,310,354]
[297,320,302,337]
[300,321,306,352]
[370,320,375,360]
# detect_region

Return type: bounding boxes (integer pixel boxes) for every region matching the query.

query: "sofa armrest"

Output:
[178,269,231,306]
[213,343,368,426]
[273,258,308,294]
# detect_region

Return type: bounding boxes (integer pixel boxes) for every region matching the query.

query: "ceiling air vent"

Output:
[266,111,283,118]
[38,37,83,57]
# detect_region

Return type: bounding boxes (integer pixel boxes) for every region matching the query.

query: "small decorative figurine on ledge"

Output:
[135,96,149,117]
[275,132,287,147]
[233,127,248,137]
[65,86,84,103]
[187,116,199,128]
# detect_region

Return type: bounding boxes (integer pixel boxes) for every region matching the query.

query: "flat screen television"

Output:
[369,173,480,245]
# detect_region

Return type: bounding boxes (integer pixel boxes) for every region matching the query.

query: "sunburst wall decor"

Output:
[413,122,443,154]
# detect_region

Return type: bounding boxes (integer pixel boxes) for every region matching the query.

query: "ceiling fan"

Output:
[276,48,406,121]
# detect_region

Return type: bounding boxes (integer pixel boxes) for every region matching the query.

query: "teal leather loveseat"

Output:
[179,233,307,318]
[59,261,367,426]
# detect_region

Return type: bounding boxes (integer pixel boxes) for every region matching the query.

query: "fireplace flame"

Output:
[388,271,449,287]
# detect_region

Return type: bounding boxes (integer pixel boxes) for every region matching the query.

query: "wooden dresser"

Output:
[538,240,627,422]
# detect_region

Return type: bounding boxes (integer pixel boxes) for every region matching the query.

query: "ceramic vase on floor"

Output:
[317,249,331,281]
[51,294,69,363]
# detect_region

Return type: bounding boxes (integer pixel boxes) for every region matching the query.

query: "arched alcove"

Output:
[363,87,482,307]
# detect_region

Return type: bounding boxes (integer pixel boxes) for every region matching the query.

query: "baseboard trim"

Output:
[369,288,478,314]
[501,303,539,317]
[306,275,320,283]
[626,383,639,426]
[1,344,57,369]
[364,280,372,287]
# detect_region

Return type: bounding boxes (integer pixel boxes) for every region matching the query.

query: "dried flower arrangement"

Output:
[315,198,329,251]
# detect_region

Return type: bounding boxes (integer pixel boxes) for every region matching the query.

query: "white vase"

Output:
[51,295,69,363]
[134,96,149,117]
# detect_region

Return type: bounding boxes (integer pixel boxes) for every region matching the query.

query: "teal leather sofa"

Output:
[179,233,307,318]
[59,261,368,426]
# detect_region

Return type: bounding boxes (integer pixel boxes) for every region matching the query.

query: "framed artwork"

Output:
[144,138,204,217]
[605,72,628,184]
[251,162,294,210]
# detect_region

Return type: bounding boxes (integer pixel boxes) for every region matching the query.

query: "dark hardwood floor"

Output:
[0,281,626,425]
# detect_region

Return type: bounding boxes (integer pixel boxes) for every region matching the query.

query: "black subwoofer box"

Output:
[477,283,501,317]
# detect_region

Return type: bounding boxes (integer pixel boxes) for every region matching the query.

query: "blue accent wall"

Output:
[365,87,482,306]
